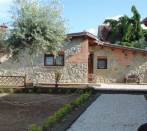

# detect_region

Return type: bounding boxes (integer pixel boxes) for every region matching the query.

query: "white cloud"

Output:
[86,28,98,36]
[106,15,123,21]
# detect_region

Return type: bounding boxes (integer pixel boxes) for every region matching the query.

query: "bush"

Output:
[71,93,91,108]
[43,116,57,130]
[54,71,62,88]
[28,124,42,131]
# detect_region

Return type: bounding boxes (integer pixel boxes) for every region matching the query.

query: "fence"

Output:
[0,75,26,87]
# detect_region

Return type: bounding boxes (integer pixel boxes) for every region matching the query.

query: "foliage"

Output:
[8,0,66,58]
[0,27,8,49]
[143,29,147,41]
[131,38,147,49]
[7,0,66,85]
[43,104,72,129]
[124,6,143,42]
[104,15,130,43]
[70,93,91,108]
[54,70,62,88]
[28,124,42,131]
[104,5,146,48]
[119,38,147,49]
[38,92,91,130]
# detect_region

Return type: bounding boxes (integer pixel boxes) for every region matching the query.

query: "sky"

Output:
[0,0,146,35]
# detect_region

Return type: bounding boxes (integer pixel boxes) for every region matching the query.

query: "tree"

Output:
[143,29,147,41]
[104,19,120,43]
[8,0,66,85]
[104,15,130,43]
[103,5,145,48]
[9,0,66,57]
[123,5,143,42]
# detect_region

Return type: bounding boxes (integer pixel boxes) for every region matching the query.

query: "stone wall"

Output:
[35,63,88,84]
[90,46,147,83]
[0,37,89,85]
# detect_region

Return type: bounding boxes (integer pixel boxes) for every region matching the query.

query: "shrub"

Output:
[28,124,42,131]
[54,71,62,88]
[71,93,91,108]
[43,115,57,130]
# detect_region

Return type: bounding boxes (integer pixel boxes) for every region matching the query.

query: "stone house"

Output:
[0,31,147,86]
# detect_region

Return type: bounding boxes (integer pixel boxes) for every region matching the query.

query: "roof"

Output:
[100,42,147,54]
[141,17,147,26]
[67,31,98,40]
[142,17,147,23]
[67,31,147,53]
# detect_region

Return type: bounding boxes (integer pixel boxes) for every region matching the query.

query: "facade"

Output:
[0,31,147,85]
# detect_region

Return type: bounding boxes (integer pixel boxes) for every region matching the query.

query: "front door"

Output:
[88,53,94,81]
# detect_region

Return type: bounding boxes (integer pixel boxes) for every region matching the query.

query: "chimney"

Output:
[98,24,111,41]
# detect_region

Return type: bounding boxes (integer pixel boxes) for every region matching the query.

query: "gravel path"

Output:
[68,94,147,131]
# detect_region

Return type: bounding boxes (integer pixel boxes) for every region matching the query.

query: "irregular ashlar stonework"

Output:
[35,63,88,84]
[128,62,147,82]
[90,46,147,83]
[0,38,89,85]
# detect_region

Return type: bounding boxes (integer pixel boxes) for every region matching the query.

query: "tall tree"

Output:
[9,0,66,58]
[103,5,145,48]
[123,5,143,42]
[104,15,130,43]
[8,0,66,85]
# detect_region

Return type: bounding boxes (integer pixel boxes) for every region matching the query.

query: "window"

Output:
[56,55,64,66]
[97,58,107,69]
[44,54,54,66]
[44,54,64,66]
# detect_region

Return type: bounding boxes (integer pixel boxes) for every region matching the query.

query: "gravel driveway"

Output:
[68,94,147,131]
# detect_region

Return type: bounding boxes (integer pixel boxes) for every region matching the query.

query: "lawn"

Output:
[0,93,79,131]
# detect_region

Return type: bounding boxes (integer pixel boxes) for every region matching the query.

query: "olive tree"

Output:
[8,0,66,85]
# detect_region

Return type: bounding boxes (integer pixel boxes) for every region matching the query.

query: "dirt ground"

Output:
[0,93,79,131]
